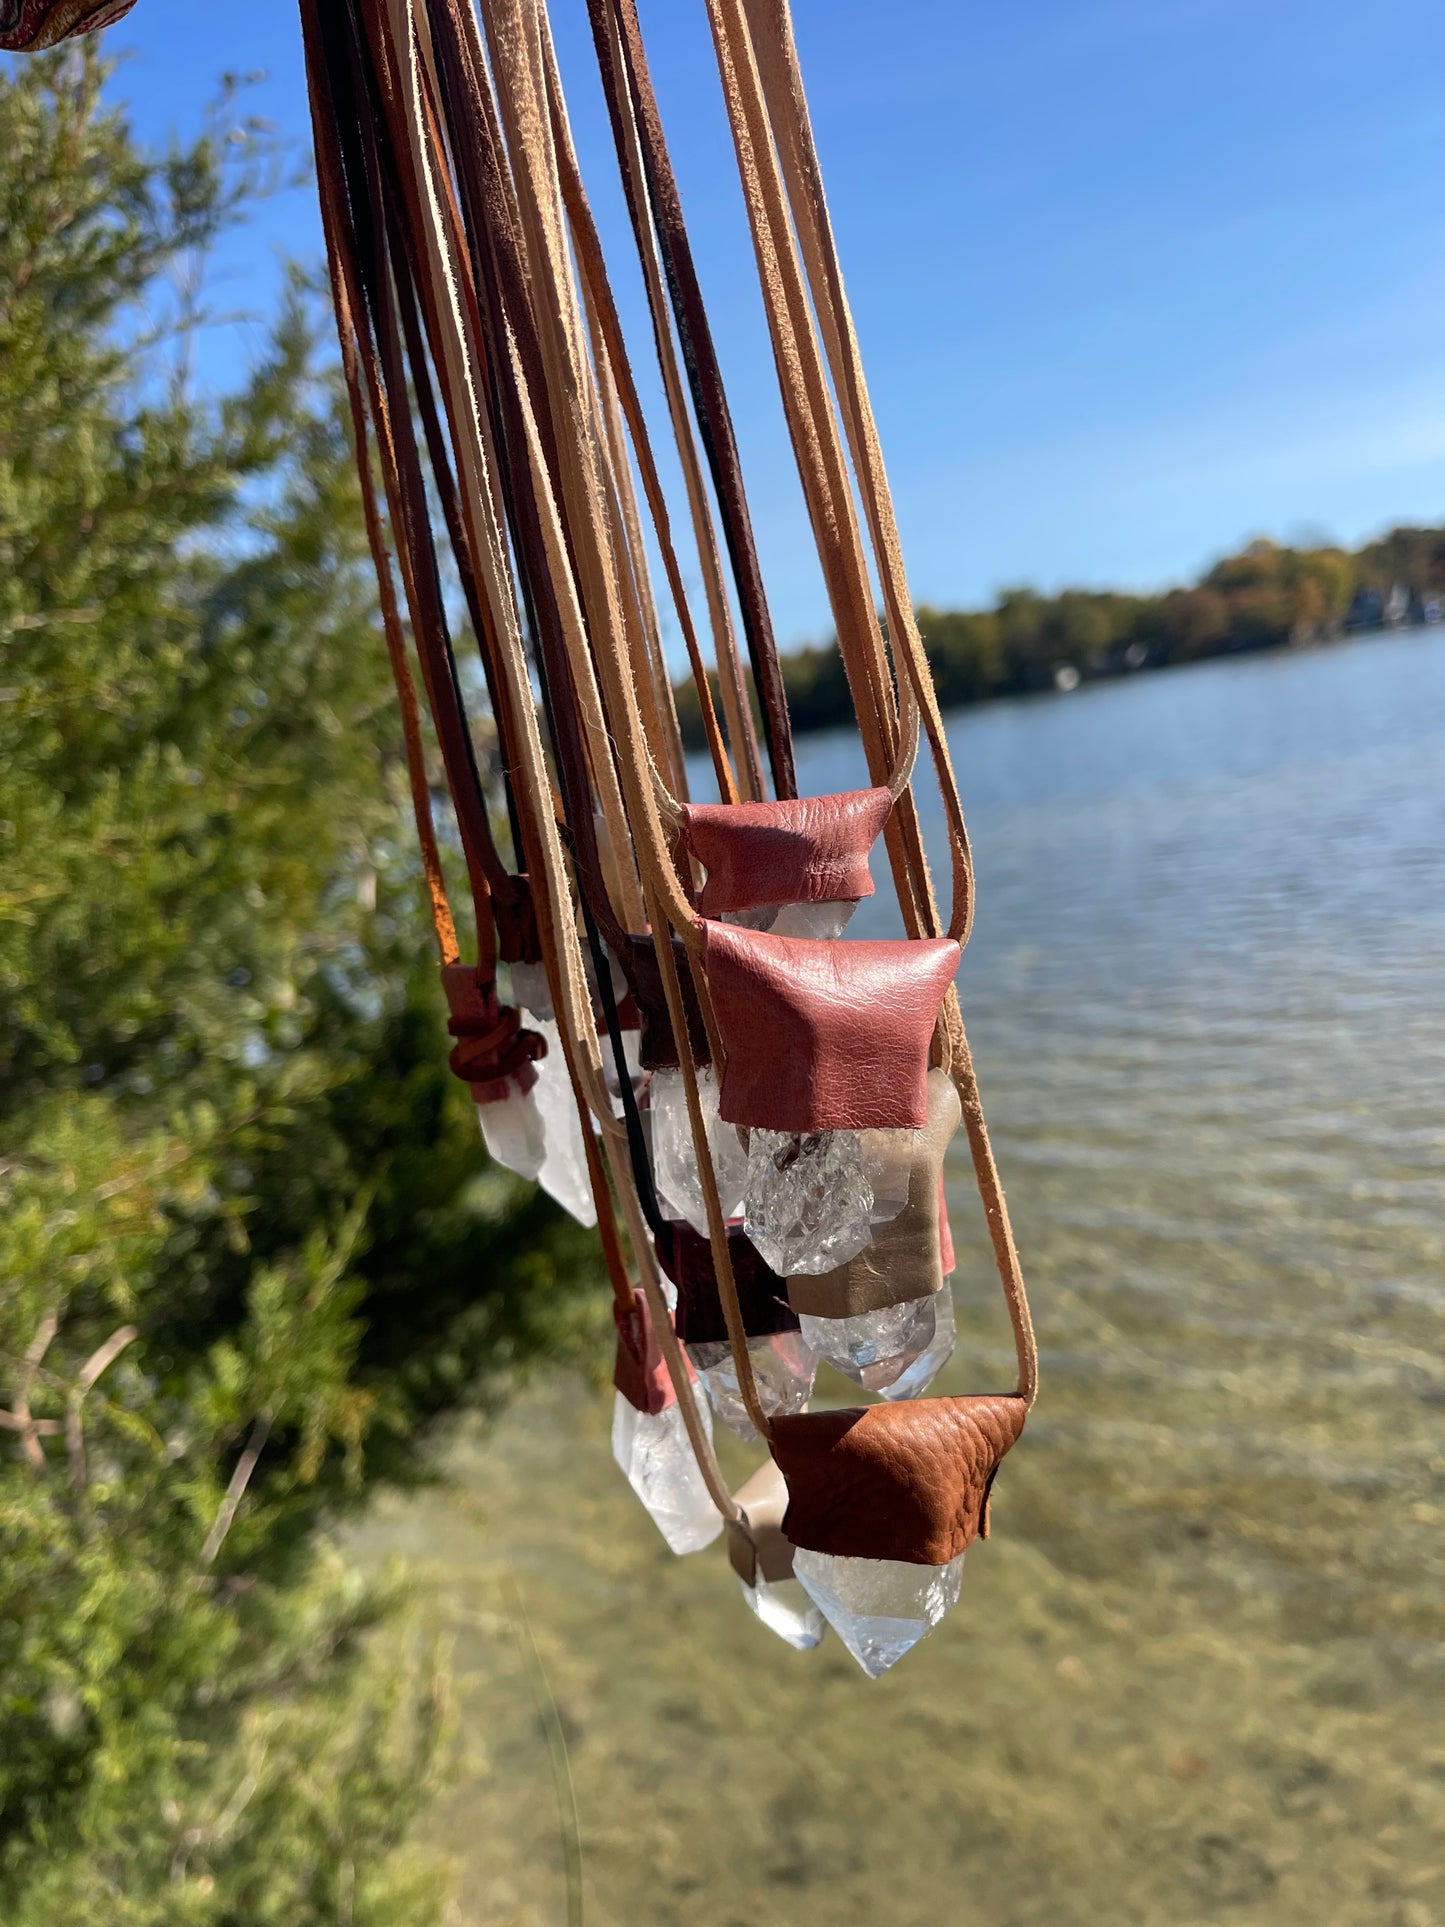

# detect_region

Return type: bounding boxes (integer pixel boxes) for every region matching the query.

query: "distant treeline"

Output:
[674,524,1445,749]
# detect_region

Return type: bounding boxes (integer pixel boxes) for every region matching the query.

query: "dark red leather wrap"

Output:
[655,1221,799,1344]
[701,923,961,1132]
[771,1395,1028,1566]
[681,787,892,917]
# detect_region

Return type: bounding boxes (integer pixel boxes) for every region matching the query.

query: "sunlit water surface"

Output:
[356,627,1445,1926]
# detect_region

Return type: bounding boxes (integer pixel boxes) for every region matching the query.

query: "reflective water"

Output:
[357,628,1445,1925]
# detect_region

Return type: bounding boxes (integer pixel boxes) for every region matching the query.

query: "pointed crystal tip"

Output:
[739,1574,827,1650]
[611,1393,723,1555]
[799,1291,946,1394]
[792,1547,965,1676]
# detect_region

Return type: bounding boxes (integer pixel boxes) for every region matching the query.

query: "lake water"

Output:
[357,626,1445,1926]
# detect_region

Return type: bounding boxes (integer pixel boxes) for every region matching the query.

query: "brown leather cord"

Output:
[717,0,1035,1403]
[326,235,460,966]
[425,0,698,1049]
[593,0,798,802]
[414,6,651,942]
[543,49,738,808]
[587,316,692,800]
[698,0,939,951]
[304,0,516,974]
[573,5,762,807]
[743,0,975,948]
[474,0,769,1437]
[313,0,746,1522]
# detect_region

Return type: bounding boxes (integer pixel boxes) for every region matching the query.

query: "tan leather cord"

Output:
[311,0,749,1515]
[587,317,692,800]
[725,0,1035,1402]
[699,0,941,950]
[473,0,775,1437]
[595,0,794,801]
[541,35,740,808]
[742,0,975,947]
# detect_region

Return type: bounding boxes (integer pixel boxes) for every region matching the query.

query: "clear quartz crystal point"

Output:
[719,899,857,939]
[601,1026,643,1118]
[529,1018,596,1227]
[686,1332,817,1443]
[743,1129,875,1275]
[476,1080,547,1183]
[766,898,857,940]
[874,1282,956,1402]
[792,1548,966,1677]
[507,959,554,1022]
[611,1392,723,1555]
[859,1126,918,1227]
[799,1292,942,1393]
[739,1573,826,1650]
[650,1066,746,1234]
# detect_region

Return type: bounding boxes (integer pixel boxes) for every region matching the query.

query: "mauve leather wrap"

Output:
[771,1395,1028,1566]
[681,787,892,917]
[612,1288,677,1417]
[0,0,134,47]
[701,922,961,1132]
[655,1220,799,1343]
[785,1070,962,1319]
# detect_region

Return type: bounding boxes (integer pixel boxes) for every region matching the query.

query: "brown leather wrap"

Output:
[0,0,133,48]
[612,1287,677,1417]
[656,1220,799,1343]
[726,1457,797,1587]
[786,1070,961,1318]
[702,923,961,1132]
[771,1395,1028,1566]
[440,964,546,1104]
[681,787,890,918]
[615,931,711,1070]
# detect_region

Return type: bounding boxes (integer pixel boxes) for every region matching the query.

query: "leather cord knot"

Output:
[440,963,546,1104]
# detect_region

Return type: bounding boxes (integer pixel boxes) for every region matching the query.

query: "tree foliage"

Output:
[0,44,603,1922]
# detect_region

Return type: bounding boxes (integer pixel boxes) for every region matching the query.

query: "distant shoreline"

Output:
[674,523,1445,751]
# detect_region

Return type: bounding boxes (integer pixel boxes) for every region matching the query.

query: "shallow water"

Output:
[355,627,1445,1925]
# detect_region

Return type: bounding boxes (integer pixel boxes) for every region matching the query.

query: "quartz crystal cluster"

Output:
[792,1547,966,1676]
[800,1283,955,1396]
[742,1128,874,1274]
[741,1126,918,1276]
[650,1066,747,1233]
[611,1392,723,1555]
[686,1331,817,1442]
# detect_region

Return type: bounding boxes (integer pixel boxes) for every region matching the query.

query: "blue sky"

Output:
[105,0,1444,649]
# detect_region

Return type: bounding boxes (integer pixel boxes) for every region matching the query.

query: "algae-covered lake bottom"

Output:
[353,628,1445,1925]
